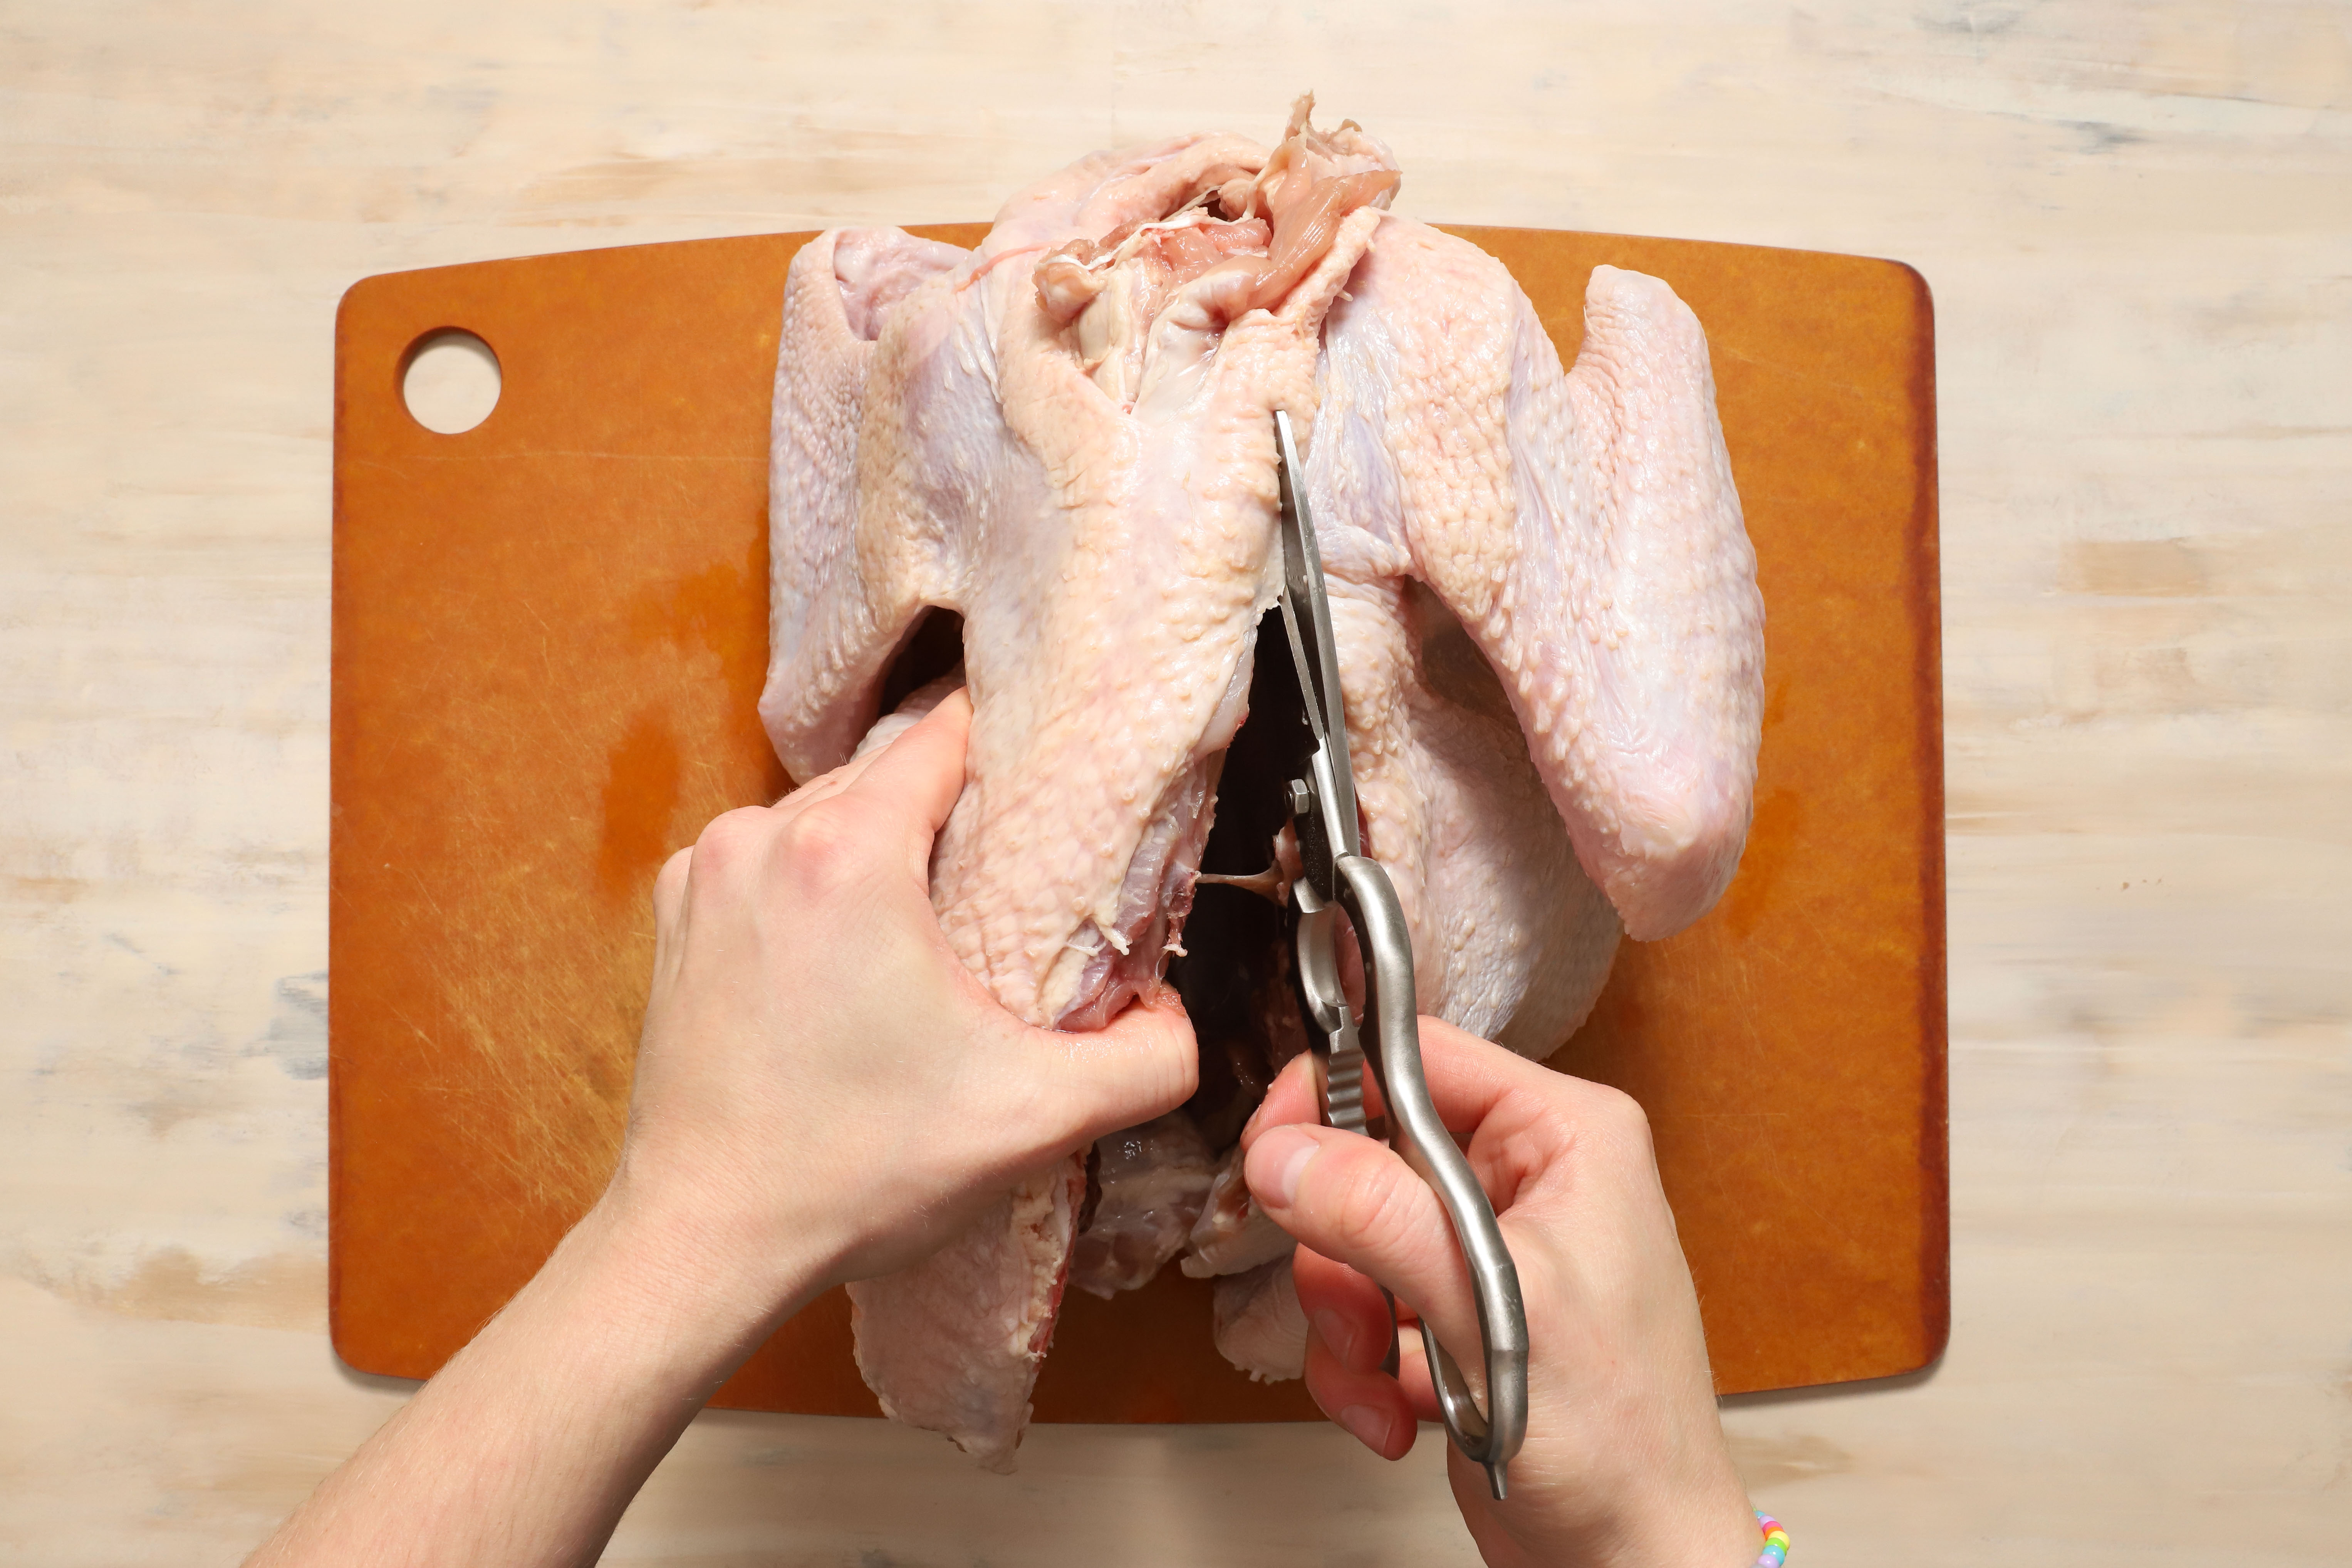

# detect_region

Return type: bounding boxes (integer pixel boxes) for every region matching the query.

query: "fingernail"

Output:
[1311,1306,1356,1366]
[1267,1132,1316,1207]
[1337,1403,1393,1455]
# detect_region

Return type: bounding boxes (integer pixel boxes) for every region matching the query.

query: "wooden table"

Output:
[3,5,2346,1563]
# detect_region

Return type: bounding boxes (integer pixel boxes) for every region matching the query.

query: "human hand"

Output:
[1241,1020,1759,1568]
[249,692,1197,1568]
[605,689,1198,1321]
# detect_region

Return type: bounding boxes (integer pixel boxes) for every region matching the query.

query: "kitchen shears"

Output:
[1269,408,1530,1499]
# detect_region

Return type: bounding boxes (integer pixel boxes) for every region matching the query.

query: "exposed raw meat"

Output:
[761,95,1763,1469]
[1067,1112,1214,1299]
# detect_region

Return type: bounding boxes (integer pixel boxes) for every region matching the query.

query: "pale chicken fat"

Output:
[760,99,1763,1470]
[1213,1255,1312,1384]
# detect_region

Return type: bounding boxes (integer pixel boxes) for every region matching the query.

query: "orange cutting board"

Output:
[330,224,1944,1417]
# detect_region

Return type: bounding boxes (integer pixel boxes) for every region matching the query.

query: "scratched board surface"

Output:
[329,224,1944,1418]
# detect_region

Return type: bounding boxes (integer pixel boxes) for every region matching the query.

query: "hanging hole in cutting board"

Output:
[401,329,502,434]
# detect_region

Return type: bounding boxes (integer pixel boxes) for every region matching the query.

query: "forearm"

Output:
[251,1187,818,1568]
[245,699,1191,1564]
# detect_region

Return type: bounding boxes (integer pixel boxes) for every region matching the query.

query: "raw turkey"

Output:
[759,96,1764,1471]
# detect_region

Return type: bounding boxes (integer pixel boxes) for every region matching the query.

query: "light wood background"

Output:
[3,3,2346,1563]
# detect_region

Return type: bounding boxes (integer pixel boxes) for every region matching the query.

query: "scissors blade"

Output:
[1273,414,1528,1495]
[1272,409,1361,860]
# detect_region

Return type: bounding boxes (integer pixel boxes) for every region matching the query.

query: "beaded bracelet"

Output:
[1753,1511,1791,1566]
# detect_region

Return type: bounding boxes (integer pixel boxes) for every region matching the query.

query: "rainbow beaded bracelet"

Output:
[1753,1511,1791,1566]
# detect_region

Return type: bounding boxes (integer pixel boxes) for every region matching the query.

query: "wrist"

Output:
[577,1156,831,1373]
[1475,1466,1760,1568]
[1609,1481,1767,1568]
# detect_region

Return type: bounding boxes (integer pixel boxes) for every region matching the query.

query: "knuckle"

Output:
[1597,1083,1651,1135]
[1584,1082,1655,1157]
[689,807,768,879]
[776,798,870,898]
[1587,1080,1643,1124]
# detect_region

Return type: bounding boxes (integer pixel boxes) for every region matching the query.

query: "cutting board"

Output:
[330,223,1944,1419]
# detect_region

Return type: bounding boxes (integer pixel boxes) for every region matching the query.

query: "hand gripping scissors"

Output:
[1269,408,1529,1499]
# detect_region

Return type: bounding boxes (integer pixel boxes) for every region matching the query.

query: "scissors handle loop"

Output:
[1331,854,1530,1500]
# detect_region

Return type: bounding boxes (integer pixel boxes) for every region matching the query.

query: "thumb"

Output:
[1024,983,1198,1149]
[841,687,971,875]
[1245,1122,1485,1376]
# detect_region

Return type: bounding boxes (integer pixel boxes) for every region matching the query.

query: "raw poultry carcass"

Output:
[759,97,1763,1470]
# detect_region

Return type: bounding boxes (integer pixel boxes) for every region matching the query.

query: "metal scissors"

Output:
[1269,408,1529,1499]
